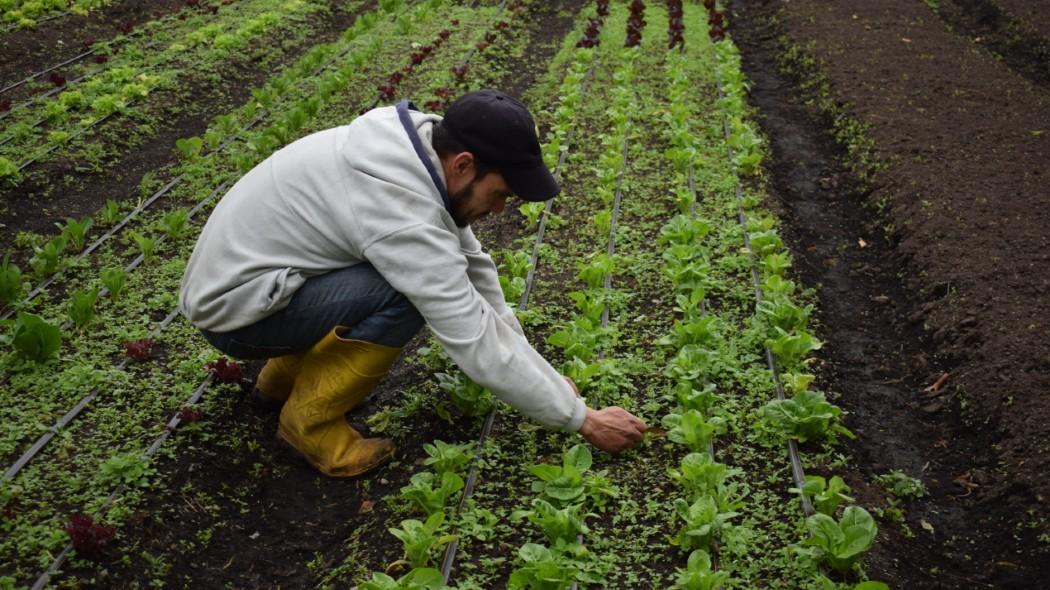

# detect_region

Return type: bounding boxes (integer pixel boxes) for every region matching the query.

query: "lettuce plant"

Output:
[804,506,878,572]
[29,234,68,277]
[766,327,822,368]
[56,216,93,251]
[659,215,712,246]
[673,495,738,552]
[388,510,455,568]
[670,549,730,590]
[759,389,852,443]
[672,382,721,416]
[0,253,24,306]
[662,409,727,453]
[527,444,591,505]
[68,287,99,328]
[2,312,62,362]
[422,440,474,476]
[360,568,447,590]
[400,471,464,516]
[790,475,854,516]
[507,542,599,590]
[512,498,591,545]
[435,371,493,417]
[758,296,812,333]
[100,266,127,300]
[668,452,732,500]
[65,513,115,559]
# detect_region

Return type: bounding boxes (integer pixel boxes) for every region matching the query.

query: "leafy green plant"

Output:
[55,217,93,251]
[100,266,127,300]
[435,371,493,417]
[389,510,455,568]
[672,495,738,552]
[156,208,190,239]
[761,252,791,276]
[527,445,616,508]
[68,287,99,328]
[175,137,204,162]
[547,316,604,362]
[29,234,68,277]
[757,296,812,333]
[399,471,464,516]
[662,409,727,453]
[670,549,730,590]
[759,389,852,443]
[791,475,855,516]
[512,498,591,545]
[668,452,732,501]
[360,568,447,590]
[99,199,123,226]
[422,440,474,476]
[804,506,878,572]
[1,312,62,362]
[874,470,927,500]
[659,215,712,246]
[129,231,158,261]
[576,253,615,289]
[767,327,822,368]
[672,382,721,416]
[0,254,24,306]
[0,156,20,186]
[98,453,155,488]
[507,542,599,590]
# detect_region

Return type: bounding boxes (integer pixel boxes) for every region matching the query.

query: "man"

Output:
[178,90,647,477]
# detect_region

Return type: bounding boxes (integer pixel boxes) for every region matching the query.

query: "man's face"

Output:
[448,170,513,228]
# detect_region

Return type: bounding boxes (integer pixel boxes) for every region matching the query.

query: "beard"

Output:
[448,179,479,228]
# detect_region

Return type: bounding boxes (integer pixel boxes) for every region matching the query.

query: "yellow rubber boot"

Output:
[250,353,306,409]
[278,328,400,477]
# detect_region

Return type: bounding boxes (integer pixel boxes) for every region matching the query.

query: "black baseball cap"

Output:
[441,89,559,202]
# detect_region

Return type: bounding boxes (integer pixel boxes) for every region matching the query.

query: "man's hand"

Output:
[578,407,647,453]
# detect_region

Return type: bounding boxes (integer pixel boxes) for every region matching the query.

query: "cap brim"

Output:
[502,164,560,202]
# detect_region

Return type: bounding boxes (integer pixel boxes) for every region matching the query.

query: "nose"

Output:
[492,195,507,214]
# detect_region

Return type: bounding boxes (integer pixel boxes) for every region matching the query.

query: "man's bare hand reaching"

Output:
[579,407,647,453]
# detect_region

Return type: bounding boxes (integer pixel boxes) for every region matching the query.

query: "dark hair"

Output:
[431,121,494,178]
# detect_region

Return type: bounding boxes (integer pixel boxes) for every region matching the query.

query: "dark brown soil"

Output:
[0,0,372,258]
[934,0,1050,90]
[993,0,1050,41]
[730,0,1050,588]
[55,1,586,587]
[0,0,192,90]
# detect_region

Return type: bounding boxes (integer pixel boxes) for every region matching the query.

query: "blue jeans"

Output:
[201,263,425,360]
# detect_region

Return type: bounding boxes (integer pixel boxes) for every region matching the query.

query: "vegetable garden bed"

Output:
[0,0,1046,588]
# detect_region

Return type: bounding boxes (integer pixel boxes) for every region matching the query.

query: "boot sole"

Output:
[276,426,395,478]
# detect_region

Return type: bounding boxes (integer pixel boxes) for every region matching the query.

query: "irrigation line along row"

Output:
[0,0,244,99]
[11,11,499,581]
[1,0,484,481]
[29,375,215,590]
[710,50,813,516]
[0,10,68,35]
[5,0,334,169]
[1,0,420,320]
[1,179,231,481]
[440,59,597,584]
[566,100,631,590]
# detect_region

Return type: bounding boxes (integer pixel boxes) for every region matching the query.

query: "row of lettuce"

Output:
[0,1,527,585]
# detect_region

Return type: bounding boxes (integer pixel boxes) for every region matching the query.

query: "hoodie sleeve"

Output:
[363,223,587,432]
[458,227,525,337]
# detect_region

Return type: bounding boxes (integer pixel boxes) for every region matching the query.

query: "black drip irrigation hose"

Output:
[28,375,215,590]
[567,110,630,590]
[711,49,813,517]
[0,10,70,35]
[0,0,242,98]
[1,0,473,483]
[440,58,596,585]
[0,0,421,321]
[15,9,497,585]
[0,179,231,481]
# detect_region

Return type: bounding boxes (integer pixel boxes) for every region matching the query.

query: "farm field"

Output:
[0,0,1047,589]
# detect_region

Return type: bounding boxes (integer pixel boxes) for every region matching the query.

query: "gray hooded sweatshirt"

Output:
[178,105,587,432]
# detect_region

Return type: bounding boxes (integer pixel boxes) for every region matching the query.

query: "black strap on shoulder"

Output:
[396,100,451,212]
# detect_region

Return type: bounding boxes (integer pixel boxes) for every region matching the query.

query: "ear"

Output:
[450,151,477,179]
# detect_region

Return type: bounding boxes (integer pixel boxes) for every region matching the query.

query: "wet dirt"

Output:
[730,0,1050,587]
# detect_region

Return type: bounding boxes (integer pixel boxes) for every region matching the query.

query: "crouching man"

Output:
[178,90,646,477]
